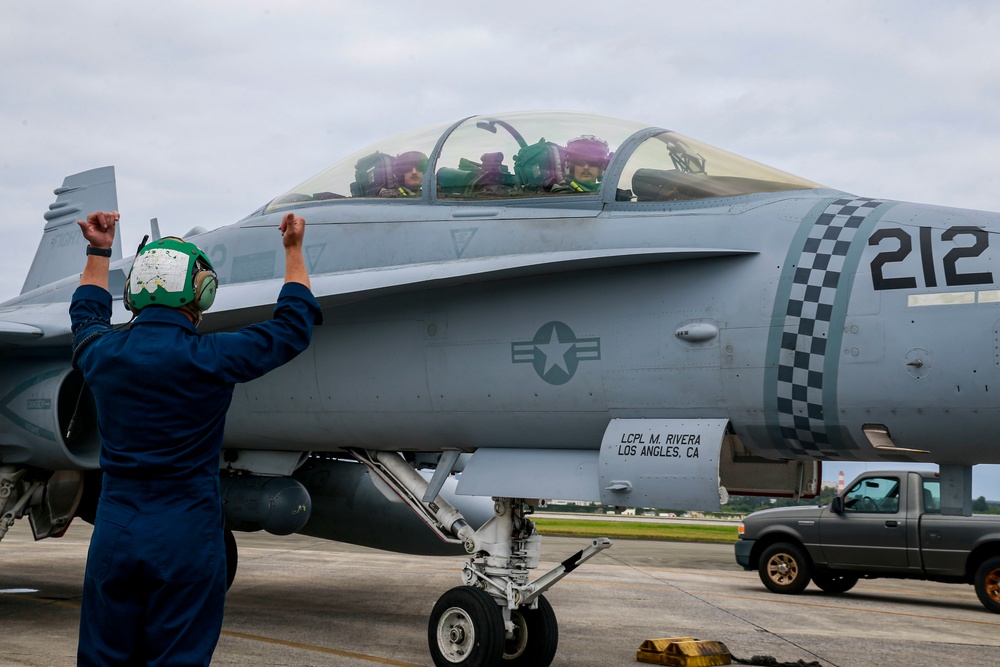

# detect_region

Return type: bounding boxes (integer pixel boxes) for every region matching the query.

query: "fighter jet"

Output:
[2,110,999,666]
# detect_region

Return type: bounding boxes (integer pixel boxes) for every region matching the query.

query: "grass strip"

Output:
[531,517,738,544]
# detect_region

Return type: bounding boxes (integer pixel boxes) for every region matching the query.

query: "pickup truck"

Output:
[735,470,1000,613]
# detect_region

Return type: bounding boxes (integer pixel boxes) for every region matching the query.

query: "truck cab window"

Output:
[843,477,900,514]
[922,480,941,513]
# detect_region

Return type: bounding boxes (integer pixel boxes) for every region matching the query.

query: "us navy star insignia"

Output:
[511,321,601,385]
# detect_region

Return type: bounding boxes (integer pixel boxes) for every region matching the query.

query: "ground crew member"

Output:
[551,135,610,193]
[71,210,321,666]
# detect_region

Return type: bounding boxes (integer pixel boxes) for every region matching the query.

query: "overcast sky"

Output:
[3,2,1000,497]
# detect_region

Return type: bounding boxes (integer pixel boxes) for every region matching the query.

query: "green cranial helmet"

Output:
[125,237,218,314]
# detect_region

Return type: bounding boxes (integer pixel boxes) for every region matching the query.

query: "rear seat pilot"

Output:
[551,135,610,194]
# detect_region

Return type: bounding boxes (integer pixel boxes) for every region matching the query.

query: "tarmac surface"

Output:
[2,519,999,667]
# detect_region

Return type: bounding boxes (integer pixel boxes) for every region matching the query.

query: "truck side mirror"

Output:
[831,496,844,514]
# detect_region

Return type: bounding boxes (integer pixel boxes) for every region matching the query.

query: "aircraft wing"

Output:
[0,246,756,342]
[0,303,76,345]
[205,246,757,329]
[0,321,45,340]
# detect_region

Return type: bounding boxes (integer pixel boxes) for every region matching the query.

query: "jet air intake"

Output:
[0,362,100,470]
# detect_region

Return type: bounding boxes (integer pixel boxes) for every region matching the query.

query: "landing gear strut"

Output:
[353,450,611,667]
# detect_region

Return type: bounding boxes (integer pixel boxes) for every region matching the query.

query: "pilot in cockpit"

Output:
[551,135,610,194]
[379,151,428,198]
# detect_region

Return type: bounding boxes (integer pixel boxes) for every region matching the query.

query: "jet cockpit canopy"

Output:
[266,111,821,211]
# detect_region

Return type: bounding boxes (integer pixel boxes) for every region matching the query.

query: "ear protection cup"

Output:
[193,270,218,311]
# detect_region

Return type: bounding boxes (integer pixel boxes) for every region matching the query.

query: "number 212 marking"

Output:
[869,225,993,291]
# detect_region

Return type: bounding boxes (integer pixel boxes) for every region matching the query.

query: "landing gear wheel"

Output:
[503,595,558,666]
[811,571,859,594]
[974,555,1000,613]
[224,528,238,590]
[759,542,811,594]
[429,586,504,667]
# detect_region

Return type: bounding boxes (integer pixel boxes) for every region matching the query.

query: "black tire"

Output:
[429,586,504,667]
[224,528,238,591]
[811,571,859,594]
[502,595,558,666]
[974,555,1000,613]
[758,542,811,595]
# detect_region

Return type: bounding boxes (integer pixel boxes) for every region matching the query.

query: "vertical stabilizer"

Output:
[21,166,122,294]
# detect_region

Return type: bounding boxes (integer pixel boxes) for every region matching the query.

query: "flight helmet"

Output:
[392,151,429,182]
[124,237,218,320]
[564,135,611,173]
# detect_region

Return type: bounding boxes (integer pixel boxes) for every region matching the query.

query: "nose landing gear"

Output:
[354,450,611,667]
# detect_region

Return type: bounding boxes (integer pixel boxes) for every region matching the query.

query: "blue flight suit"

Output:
[70,281,321,666]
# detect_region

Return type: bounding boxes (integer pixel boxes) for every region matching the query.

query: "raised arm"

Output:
[279,212,311,289]
[77,210,119,291]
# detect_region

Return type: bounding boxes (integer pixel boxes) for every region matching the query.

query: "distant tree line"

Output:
[543,487,1000,516]
[973,496,994,513]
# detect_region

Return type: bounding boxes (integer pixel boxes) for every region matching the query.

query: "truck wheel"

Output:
[974,556,1000,613]
[758,542,811,595]
[811,571,858,594]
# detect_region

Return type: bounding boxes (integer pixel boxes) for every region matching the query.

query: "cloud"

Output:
[3,0,1000,499]
[3,2,999,289]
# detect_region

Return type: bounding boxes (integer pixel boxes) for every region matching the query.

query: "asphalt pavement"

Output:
[2,520,997,666]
